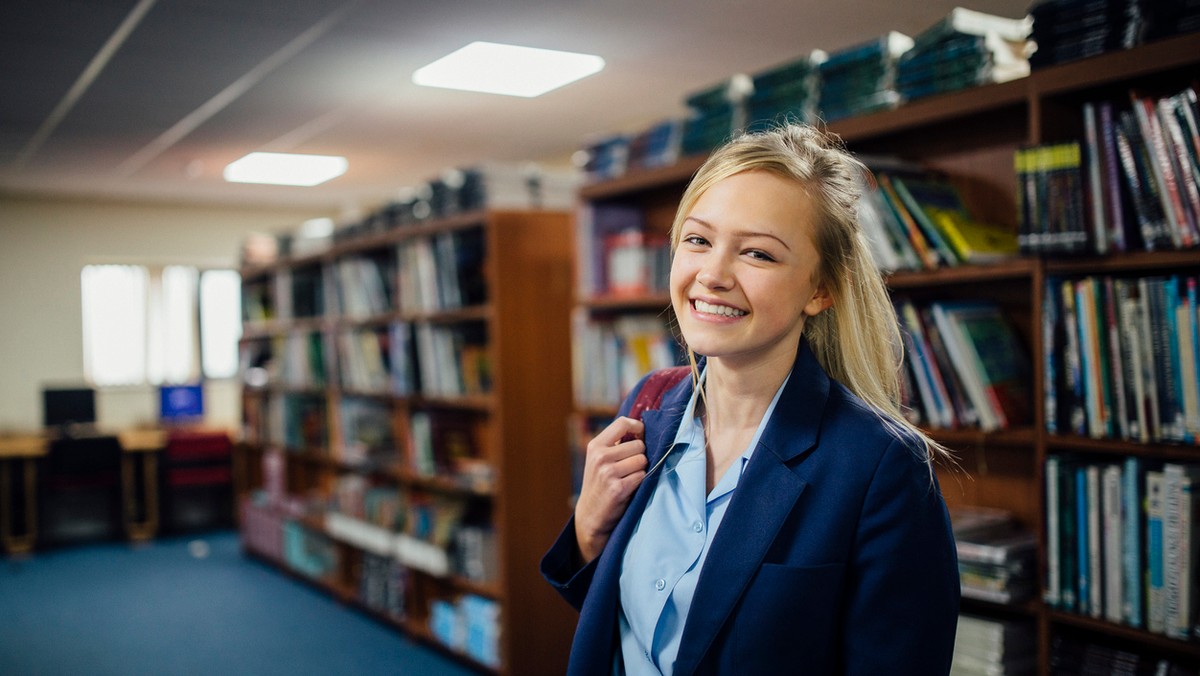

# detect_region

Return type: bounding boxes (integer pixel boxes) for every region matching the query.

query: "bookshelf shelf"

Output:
[569,34,1200,674]
[886,257,1038,289]
[578,292,673,311]
[1047,610,1200,659]
[579,154,708,200]
[237,208,577,675]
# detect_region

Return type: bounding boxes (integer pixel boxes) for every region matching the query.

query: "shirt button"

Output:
[655,578,666,591]
[692,520,703,533]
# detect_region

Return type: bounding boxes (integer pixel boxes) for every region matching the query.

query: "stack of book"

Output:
[817,31,912,121]
[680,74,753,155]
[894,298,1032,432]
[744,51,826,132]
[359,551,407,619]
[625,119,684,172]
[1141,0,1200,41]
[334,163,580,239]
[951,507,1038,605]
[1028,0,1144,69]
[859,160,1020,271]
[897,7,1032,102]
[430,594,500,668]
[951,614,1036,676]
[578,133,631,182]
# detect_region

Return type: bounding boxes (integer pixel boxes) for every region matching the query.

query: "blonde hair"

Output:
[670,123,949,465]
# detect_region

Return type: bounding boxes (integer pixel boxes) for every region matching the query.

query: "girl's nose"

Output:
[696,254,734,291]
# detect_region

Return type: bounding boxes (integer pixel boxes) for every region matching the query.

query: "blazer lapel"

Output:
[672,341,830,675]
[570,382,691,673]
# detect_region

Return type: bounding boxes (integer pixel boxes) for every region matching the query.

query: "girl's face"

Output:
[670,170,830,370]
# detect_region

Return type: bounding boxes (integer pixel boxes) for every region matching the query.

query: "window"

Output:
[81,264,242,386]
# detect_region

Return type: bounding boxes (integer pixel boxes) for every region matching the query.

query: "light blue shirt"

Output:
[616,369,790,676]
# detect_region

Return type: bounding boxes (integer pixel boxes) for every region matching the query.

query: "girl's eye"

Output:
[683,235,709,247]
[747,250,776,262]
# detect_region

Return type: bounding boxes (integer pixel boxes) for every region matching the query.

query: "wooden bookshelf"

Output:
[570,32,1200,675]
[236,209,576,675]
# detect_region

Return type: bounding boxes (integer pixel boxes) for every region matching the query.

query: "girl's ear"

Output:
[803,286,833,317]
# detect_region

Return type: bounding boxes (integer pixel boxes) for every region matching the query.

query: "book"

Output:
[1147,469,1166,633]
[1162,462,1200,639]
[1122,455,1143,628]
[1102,462,1123,623]
[1045,455,1063,608]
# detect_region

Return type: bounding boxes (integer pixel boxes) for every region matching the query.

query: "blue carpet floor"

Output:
[0,531,479,675]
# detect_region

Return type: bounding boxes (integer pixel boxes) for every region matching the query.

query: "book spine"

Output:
[1123,455,1142,628]
[1087,463,1103,618]
[1083,101,1110,254]
[1103,277,1130,440]
[1098,102,1128,252]
[1147,470,1166,634]
[1103,463,1124,623]
[1046,455,1062,608]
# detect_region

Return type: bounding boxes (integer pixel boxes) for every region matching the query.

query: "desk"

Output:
[0,436,47,554]
[118,429,165,541]
[1,429,166,553]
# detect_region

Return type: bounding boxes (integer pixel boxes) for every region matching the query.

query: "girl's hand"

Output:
[573,416,648,563]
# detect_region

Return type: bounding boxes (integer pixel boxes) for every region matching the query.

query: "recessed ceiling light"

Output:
[413,41,605,98]
[223,152,347,187]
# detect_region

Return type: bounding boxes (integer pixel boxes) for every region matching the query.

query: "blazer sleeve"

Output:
[842,436,960,675]
[539,371,653,612]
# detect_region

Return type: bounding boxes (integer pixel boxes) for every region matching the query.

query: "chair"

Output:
[159,430,235,533]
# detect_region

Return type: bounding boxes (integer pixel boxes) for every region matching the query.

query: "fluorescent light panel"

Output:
[413,41,604,97]
[224,152,347,187]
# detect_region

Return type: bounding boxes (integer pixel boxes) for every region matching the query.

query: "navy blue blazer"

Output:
[542,341,960,675]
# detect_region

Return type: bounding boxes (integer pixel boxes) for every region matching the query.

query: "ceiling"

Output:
[0,0,1034,215]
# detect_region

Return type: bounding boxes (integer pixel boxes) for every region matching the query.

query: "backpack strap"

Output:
[627,366,692,421]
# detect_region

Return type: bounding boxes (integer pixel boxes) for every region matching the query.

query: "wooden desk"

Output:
[118,429,166,542]
[0,436,48,554]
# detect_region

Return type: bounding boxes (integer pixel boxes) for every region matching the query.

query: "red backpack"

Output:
[628,366,692,421]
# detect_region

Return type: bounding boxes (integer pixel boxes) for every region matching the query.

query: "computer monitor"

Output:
[42,387,97,429]
[159,383,204,424]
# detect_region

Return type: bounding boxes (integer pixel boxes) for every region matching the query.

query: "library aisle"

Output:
[0,531,477,675]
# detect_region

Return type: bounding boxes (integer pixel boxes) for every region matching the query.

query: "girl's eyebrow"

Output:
[684,216,792,252]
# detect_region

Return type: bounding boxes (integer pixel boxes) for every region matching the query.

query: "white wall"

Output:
[0,193,323,433]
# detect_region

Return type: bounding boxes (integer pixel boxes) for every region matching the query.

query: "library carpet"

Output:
[0,530,478,675]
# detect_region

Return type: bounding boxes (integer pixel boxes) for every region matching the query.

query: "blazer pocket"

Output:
[728,563,846,663]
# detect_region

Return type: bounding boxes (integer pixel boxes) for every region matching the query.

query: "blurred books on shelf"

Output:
[817,31,912,121]
[858,159,1018,272]
[951,506,1038,605]
[1044,454,1200,636]
[898,7,1032,103]
[952,613,1037,676]
[1043,273,1199,444]
[895,298,1031,432]
[744,51,826,131]
[681,74,754,156]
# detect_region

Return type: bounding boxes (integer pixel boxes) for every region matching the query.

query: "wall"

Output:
[0,193,323,433]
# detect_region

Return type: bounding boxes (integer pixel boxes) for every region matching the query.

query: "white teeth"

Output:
[694,299,747,317]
